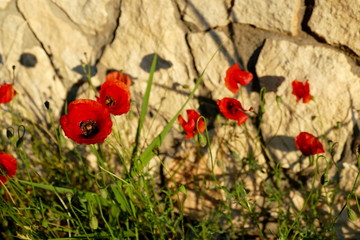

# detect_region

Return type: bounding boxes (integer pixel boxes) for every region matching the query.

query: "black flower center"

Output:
[227,102,239,115]
[79,120,99,138]
[105,95,116,107]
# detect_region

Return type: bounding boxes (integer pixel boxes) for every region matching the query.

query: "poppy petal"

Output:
[295,132,324,156]
[0,84,16,104]
[217,98,252,126]
[224,64,253,93]
[0,152,17,183]
[178,109,205,139]
[292,80,312,104]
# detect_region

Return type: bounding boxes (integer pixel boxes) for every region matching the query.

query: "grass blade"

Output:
[131,54,158,165]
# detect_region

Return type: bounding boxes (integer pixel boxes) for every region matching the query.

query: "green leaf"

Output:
[18,180,110,207]
[42,219,48,228]
[110,183,132,215]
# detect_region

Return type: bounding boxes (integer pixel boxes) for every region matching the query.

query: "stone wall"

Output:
[1,0,360,238]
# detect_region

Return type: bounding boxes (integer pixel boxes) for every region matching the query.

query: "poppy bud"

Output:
[44,101,50,110]
[198,133,207,147]
[348,208,357,221]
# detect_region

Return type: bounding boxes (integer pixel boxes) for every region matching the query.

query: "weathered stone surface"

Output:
[51,0,120,36]
[187,29,258,108]
[188,30,238,99]
[309,0,360,56]
[176,0,229,31]
[256,38,360,171]
[17,0,120,89]
[0,0,11,10]
[231,0,302,35]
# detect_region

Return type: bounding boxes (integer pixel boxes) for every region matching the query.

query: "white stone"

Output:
[256,38,360,171]
[0,0,11,10]
[309,0,360,56]
[231,0,302,35]
[51,0,120,37]
[17,0,119,89]
[177,0,229,31]
[289,190,304,211]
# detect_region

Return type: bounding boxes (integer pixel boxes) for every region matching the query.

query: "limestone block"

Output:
[256,38,360,171]
[51,0,120,36]
[176,0,229,31]
[187,29,256,109]
[17,0,119,88]
[0,0,11,10]
[309,0,360,56]
[231,0,302,35]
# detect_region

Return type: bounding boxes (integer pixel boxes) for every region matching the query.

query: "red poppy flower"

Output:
[0,152,17,183]
[295,132,324,156]
[60,99,113,144]
[224,63,253,94]
[106,71,132,89]
[217,98,253,125]
[178,109,206,139]
[0,83,16,104]
[96,79,131,116]
[291,80,312,103]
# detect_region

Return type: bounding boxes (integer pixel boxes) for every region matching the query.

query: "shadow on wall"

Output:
[72,64,97,81]
[140,53,173,73]
[267,135,298,152]
[19,53,37,68]
[259,75,286,92]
